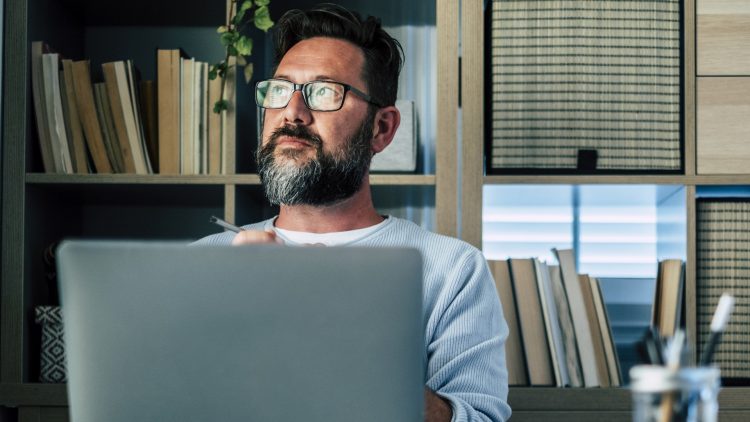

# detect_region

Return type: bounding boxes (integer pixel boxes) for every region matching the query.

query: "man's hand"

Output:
[425,387,452,422]
[231,229,283,245]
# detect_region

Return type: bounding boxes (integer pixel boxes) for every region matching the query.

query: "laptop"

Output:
[57,241,424,422]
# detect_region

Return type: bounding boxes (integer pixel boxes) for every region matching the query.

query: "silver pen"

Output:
[209,216,245,233]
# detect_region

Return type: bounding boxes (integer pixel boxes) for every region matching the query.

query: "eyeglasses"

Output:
[255,79,383,112]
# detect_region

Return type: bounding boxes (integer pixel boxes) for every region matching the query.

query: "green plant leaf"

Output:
[254,6,274,32]
[254,0,270,6]
[217,25,228,34]
[213,99,229,114]
[235,35,253,56]
[208,66,218,80]
[228,45,238,56]
[236,0,253,22]
[244,63,254,84]
[220,32,235,47]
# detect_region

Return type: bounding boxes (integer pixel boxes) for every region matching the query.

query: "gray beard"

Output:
[257,112,374,206]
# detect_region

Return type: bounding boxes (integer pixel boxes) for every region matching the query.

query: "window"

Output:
[483,185,667,278]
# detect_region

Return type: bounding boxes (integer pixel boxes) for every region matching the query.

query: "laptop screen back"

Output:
[57,241,423,422]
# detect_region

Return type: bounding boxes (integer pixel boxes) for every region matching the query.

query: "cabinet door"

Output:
[697,77,750,174]
[697,0,750,75]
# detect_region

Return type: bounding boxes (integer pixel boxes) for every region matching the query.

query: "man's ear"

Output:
[370,105,400,154]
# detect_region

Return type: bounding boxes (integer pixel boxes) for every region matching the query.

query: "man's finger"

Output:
[231,230,280,245]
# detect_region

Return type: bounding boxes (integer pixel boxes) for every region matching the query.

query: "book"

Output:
[534,259,570,387]
[93,82,125,173]
[30,41,55,172]
[196,61,209,174]
[57,68,77,170]
[579,273,611,387]
[121,60,152,173]
[60,60,90,173]
[652,259,685,337]
[590,276,622,386]
[488,260,529,386]
[157,49,187,174]
[42,53,74,173]
[207,75,223,175]
[102,60,150,174]
[139,80,159,173]
[70,60,113,173]
[180,57,196,175]
[370,99,417,172]
[508,258,554,386]
[547,264,584,387]
[102,61,137,173]
[553,248,600,387]
[222,60,237,175]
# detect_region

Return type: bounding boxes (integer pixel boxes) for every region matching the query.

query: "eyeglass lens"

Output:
[256,80,347,111]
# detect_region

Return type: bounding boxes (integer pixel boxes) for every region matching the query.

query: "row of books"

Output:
[491,250,686,388]
[31,42,229,175]
[489,249,622,387]
[157,49,227,175]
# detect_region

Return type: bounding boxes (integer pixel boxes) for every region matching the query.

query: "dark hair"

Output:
[273,3,404,107]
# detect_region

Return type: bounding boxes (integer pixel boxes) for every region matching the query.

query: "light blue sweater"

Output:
[195,216,511,421]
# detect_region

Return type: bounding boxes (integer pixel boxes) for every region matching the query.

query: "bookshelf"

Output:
[0,0,451,420]
[463,0,750,419]
[4,0,747,420]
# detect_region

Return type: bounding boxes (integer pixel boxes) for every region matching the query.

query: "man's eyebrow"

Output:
[272,74,338,82]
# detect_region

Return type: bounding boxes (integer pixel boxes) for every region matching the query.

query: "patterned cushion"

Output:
[35,306,67,383]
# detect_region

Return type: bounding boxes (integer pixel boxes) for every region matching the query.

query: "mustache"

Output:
[267,125,323,149]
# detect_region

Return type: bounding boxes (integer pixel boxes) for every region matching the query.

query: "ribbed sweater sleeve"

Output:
[359,218,510,421]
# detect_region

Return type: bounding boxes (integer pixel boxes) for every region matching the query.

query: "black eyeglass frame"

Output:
[255,78,384,111]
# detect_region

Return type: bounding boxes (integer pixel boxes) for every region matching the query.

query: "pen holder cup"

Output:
[630,365,720,422]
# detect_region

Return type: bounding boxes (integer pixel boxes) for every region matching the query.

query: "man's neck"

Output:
[274,177,383,233]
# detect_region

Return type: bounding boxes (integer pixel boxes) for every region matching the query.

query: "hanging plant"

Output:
[210,0,274,114]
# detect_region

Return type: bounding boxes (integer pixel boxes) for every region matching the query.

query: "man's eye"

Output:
[270,85,290,97]
[313,86,336,98]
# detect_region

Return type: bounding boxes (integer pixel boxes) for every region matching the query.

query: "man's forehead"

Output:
[274,37,365,85]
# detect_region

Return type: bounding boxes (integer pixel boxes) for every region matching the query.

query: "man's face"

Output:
[257,37,375,206]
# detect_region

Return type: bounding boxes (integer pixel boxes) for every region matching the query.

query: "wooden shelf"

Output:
[25,173,436,186]
[370,174,436,185]
[509,386,750,411]
[484,175,750,185]
[25,173,245,185]
[0,383,67,407]
[4,384,749,413]
[509,387,630,412]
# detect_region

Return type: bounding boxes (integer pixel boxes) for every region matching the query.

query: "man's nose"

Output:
[282,91,313,125]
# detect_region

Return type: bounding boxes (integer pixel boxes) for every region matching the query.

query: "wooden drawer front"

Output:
[698,0,750,75]
[697,77,750,174]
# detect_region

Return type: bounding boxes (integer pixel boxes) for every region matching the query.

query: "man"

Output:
[196,4,510,421]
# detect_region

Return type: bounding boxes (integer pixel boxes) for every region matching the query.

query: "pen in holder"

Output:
[630,294,734,422]
[630,365,720,422]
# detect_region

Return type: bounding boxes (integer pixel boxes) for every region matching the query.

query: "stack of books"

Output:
[30,41,230,175]
[489,248,622,387]
[492,250,686,387]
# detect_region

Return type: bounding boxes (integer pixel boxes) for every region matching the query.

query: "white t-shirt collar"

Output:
[267,216,390,246]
